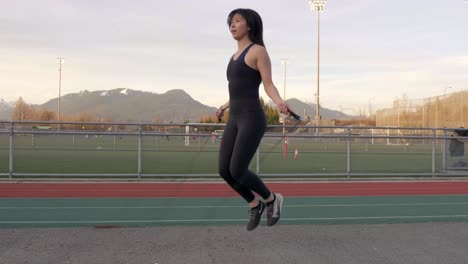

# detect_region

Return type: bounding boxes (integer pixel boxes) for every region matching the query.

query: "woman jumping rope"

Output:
[216,8,296,231]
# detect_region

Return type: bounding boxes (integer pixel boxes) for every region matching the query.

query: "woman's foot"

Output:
[266,193,283,226]
[247,201,265,231]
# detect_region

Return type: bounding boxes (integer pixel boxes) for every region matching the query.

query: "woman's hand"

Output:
[276,101,290,115]
[216,107,225,120]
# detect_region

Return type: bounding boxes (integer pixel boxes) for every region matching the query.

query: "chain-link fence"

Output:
[1,121,468,180]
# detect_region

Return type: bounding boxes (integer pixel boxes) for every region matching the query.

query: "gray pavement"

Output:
[1,222,468,264]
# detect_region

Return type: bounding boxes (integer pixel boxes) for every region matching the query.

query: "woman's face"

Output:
[229,13,249,40]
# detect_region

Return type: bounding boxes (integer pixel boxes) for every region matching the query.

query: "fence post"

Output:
[442,129,446,171]
[138,125,142,180]
[432,129,436,177]
[347,128,351,179]
[9,121,14,180]
[198,132,201,151]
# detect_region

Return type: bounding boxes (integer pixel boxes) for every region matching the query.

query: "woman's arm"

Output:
[220,101,230,111]
[256,47,289,115]
[216,100,229,121]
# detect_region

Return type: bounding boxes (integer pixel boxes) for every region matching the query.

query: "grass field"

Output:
[0,132,452,177]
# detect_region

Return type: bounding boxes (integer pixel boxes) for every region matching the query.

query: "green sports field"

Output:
[0,133,450,177]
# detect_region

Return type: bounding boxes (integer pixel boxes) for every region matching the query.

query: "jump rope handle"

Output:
[288,111,302,121]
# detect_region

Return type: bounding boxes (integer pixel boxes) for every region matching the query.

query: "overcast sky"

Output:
[1,0,467,114]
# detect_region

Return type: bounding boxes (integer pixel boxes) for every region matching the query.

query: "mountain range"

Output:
[0,88,349,122]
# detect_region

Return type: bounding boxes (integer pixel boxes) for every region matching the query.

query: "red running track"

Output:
[1,181,468,198]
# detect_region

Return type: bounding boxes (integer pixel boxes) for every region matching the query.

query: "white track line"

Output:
[1,215,468,224]
[1,202,468,209]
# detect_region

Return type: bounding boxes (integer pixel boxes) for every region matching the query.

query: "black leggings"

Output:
[218,111,272,203]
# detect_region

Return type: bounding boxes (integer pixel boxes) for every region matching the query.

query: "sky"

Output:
[1,0,467,115]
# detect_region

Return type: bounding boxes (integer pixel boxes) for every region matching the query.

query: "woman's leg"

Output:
[229,111,272,200]
[229,112,284,227]
[218,117,256,203]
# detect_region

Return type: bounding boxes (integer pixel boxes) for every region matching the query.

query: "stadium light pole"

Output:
[281,58,289,134]
[57,57,64,130]
[309,0,327,134]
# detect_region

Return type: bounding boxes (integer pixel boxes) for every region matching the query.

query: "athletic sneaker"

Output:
[266,193,283,226]
[247,201,265,231]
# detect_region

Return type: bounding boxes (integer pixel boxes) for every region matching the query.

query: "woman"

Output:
[216,8,294,231]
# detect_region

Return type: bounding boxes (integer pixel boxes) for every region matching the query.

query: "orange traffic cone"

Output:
[284,137,288,159]
[294,147,299,159]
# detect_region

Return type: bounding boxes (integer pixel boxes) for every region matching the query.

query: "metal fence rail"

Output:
[1,121,468,180]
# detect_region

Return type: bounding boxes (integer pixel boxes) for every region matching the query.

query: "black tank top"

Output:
[226,43,263,114]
